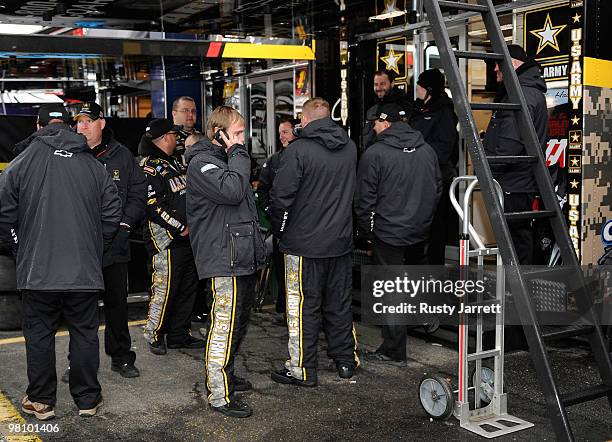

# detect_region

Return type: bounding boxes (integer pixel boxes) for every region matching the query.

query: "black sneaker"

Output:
[233,375,253,392]
[270,368,317,387]
[111,362,140,378]
[211,400,252,418]
[167,335,206,349]
[149,339,167,355]
[336,362,355,379]
[61,367,70,384]
[364,350,406,367]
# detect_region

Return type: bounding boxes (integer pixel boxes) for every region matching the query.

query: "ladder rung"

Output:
[505,210,555,221]
[486,155,537,164]
[454,50,503,61]
[523,266,570,280]
[467,348,500,362]
[541,326,595,341]
[471,103,522,111]
[561,384,612,407]
[437,1,488,13]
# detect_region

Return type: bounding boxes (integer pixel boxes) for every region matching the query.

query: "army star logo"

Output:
[383,0,398,14]
[571,115,580,125]
[570,179,579,189]
[381,47,403,75]
[530,14,567,54]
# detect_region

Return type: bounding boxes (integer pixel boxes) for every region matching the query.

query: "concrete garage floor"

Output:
[0,309,611,442]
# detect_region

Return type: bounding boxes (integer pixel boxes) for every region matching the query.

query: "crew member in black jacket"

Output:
[270,98,359,386]
[0,122,121,419]
[140,119,205,355]
[363,69,413,149]
[355,103,441,364]
[483,45,548,265]
[409,69,459,264]
[73,102,147,378]
[186,106,266,418]
[257,117,298,320]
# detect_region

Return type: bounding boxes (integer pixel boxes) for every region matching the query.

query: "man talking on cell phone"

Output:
[186,106,266,418]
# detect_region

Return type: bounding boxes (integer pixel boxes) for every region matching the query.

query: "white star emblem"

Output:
[571,133,580,142]
[570,179,579,189]
[530,14,567,54]
[381,47,403,75]
[571,116,580,125]
[572,13,581,24]
[384,0,398,14]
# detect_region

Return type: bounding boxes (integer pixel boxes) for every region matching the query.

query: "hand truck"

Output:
[418,176,534,438]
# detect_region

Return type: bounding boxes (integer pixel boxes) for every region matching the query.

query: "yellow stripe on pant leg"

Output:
[352,324,360,368]
[221,277,238,404]
[205,277,235,407]
[205,278,217,403]
[298,256,306,381]
[152,249,172,341]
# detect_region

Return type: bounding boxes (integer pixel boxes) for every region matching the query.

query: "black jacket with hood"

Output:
[355,121,442,247]
[92,128,146,266]
[0,124,122,291]
[185,139,266,279]
[139,137,190,256]
[364,87,413,149]
[270,117,357,258]
[409,93,459,183]
[483,60,548,193]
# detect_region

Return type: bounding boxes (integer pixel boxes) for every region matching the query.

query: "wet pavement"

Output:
[0,306,611,442]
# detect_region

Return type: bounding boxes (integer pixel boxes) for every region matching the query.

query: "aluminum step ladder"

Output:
[422,1,612,440]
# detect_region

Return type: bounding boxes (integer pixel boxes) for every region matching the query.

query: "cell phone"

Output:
[214,129,229,147]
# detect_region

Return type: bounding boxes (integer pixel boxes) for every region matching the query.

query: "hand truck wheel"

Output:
[418,374,454,420]
[422,317,440,334]
[470,366,495,405]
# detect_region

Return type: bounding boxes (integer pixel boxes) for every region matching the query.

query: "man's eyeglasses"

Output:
[177,108,196,115]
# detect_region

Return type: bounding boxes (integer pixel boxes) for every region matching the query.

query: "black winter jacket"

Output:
[409,93,459,183]
[257,148,285,213]
[93,129,146,266]
[0,124,122,291]
[355,121,442,247]
[186,139,267,279]
[364,87,413,148]
[140,139,190,255]
[483,61,548,193]
[270,117,357,258]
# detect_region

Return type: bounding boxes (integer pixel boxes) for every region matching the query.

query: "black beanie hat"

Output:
[507,44,528,62]
[417,68,445,97]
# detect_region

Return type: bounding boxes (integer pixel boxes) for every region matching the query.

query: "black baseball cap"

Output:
[144,119,182,139]
[38,104,70,126]
[367,103,406,122]
[73,102,104,121]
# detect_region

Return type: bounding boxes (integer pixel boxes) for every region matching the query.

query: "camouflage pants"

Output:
[205,274,256,407]
[284,254,359,382]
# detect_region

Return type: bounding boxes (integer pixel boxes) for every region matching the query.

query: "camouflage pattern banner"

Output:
[582,86,612,265]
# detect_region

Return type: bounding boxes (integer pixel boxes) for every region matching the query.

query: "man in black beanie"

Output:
[409,68,459,265]
[483,44,548,265]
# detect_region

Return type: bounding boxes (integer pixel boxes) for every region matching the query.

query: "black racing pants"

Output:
[22,291,101,409]
[102,262,135,365]
[205,274,255,407]
[144,246,198,344]
[284,253,358,382]
[504,192,535,265]
[373,239,428,361]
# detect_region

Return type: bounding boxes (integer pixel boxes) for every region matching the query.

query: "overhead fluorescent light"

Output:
[0,24,45,34]
[369,10,407,22]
